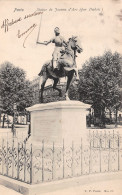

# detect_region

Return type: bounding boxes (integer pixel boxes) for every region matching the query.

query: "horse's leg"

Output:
[39,75,47,103]
[53,78,62,97]
[65,71,74,100]
[74,68,79,81]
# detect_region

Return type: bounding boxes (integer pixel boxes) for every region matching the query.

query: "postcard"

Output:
[0,0,122,195]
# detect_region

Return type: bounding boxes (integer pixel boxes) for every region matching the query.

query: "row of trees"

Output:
[0,51,122,128]
[69,51,122,127]
[0,62,33,121]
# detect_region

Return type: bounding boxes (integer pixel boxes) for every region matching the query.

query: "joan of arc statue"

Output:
[37,27,67,70]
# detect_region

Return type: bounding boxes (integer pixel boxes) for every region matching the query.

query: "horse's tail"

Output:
[38,61,50,76]
[38,64,46,76]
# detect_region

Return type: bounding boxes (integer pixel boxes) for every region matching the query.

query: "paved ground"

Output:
[0,185,21,195]
[0,124,29,141]
[0,173,122,195]
[44,179,122,195]
[0,124,121,148]
[0,124,121,140]
[0,124,28,133]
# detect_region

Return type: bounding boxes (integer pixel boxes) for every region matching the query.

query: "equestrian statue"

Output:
[37,27,83,103]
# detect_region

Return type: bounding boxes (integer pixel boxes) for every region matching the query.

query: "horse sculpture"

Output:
[38,36,83,103]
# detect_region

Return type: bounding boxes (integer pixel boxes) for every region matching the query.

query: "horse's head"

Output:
[69,36,83,53]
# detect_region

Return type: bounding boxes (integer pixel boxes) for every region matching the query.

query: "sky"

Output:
[0,0,122,82]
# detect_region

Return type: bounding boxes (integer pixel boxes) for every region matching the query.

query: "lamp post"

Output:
[12,103,17,137]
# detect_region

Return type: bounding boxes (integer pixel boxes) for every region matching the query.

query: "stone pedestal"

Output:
[26,101,91,143]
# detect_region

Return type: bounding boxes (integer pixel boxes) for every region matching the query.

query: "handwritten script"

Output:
[17,23,37,48]
[1,10,43,48]
[1,7,103,48]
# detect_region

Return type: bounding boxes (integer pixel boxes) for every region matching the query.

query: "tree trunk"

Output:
[94,105,101,127]
[100,107,106,128]
[109,109,112,124]
[2,115,5,128]
[115,107,118,128]
[0,111,1,127]
[7,114,9,128]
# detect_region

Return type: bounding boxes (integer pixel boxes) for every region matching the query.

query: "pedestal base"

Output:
[26,101,91,143]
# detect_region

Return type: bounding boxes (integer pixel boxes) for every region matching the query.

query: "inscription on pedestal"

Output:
[26,101,91,142]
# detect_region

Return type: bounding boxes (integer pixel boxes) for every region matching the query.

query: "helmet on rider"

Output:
[54,27,60,34]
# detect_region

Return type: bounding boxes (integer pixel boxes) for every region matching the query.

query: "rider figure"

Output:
[37,27,67,71]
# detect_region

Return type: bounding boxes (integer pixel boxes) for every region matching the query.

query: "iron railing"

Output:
[0,130,122,184]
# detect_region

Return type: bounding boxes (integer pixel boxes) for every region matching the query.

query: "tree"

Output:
[78,51,122,127]
[68,79,79,100]
[0,62,33,116]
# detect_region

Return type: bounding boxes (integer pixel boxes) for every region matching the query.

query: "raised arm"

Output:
[37,40,51,45]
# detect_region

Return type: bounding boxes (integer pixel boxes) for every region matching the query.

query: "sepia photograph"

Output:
[0,0,122,194]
